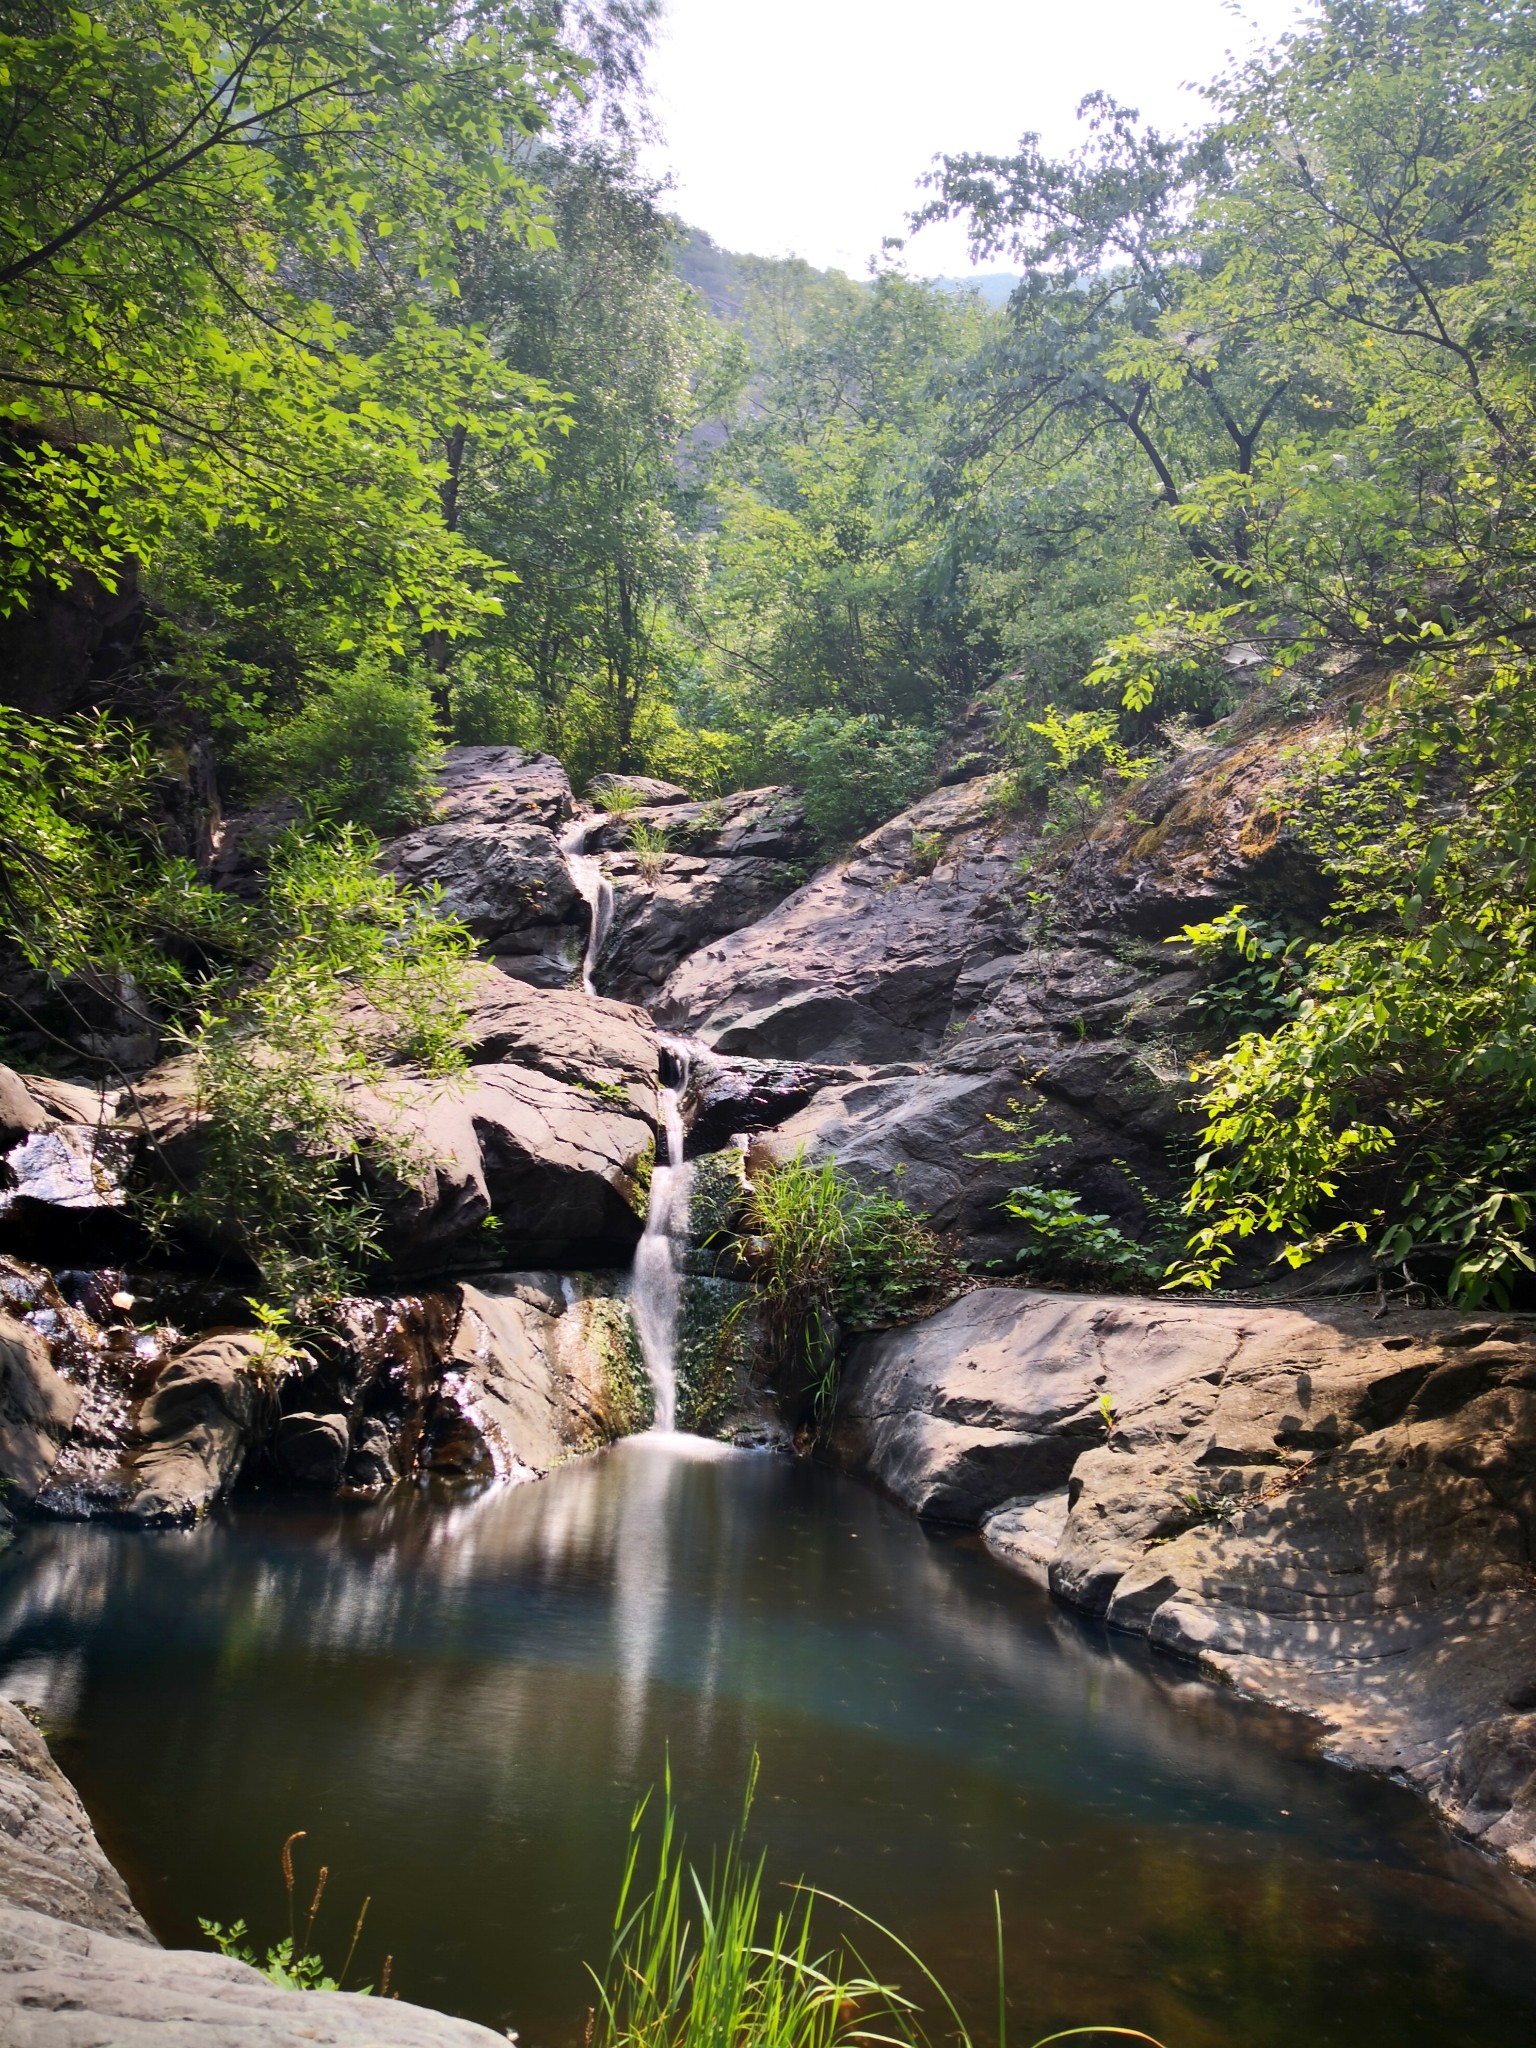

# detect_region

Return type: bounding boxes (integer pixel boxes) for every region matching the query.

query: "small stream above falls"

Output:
[6,1446,1536,2048]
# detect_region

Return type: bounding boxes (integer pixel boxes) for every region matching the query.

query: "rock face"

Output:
[0,1256,647,1525]
[52,1330,268,1526]
[834,1285,1536,1876]
[655,779,1025,1063]
[418,1275,647,1476]
[0,1316,81,1503]
[0,1698,149,1941]
[647,780,1196,1258]
[0,1699,509,2046]
[585,789,816,1006]
[384,746,587,988]
[125,972,661,1274]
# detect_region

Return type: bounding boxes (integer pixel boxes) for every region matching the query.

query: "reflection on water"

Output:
[4,1439,1536,2048]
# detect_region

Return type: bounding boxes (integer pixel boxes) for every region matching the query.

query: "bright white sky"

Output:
[638,0,1313,277]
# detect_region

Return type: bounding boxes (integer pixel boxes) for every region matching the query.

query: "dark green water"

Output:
[4,1436,1536,2047]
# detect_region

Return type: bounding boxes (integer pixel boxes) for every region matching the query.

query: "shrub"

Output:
[0,707,242,1024]
[1171,657,1536,1306]
[975,1100,1179,1290]
[147,828,475,1305]
[730,1151,951,1409]
[236,656,443,835]
[766,711,939,849]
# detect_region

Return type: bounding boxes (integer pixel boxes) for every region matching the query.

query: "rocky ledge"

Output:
[831,1285,1536,1875]
[0,1697,508,2045]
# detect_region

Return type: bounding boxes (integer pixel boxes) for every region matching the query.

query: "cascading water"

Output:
[558,815,614,998]
[630,1035,698,1433]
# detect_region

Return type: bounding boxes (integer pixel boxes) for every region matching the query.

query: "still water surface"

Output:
[4,1437,1536,2046]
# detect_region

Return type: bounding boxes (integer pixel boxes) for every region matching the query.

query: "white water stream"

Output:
[559,812,695,1433]
[558,815,615,998]
[630,1035,698,1433]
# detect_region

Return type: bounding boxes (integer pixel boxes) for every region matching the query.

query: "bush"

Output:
[766,711,939,849]
[729,1151,951,1409]
[1171,657,1536,1306]
[975,1099,1179,1289]
[236,656,443,835]
[147,828,475,1304]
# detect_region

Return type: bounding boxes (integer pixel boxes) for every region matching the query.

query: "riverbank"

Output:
[0,1696,509,2045]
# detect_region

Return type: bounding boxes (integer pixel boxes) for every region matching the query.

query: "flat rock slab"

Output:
[0,1903,510,2046]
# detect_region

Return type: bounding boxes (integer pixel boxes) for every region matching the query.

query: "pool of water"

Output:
[4,1437,1536,2047]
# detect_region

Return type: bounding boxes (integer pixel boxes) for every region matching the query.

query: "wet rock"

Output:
[380,746,587,989]
[103,1331,270,1526]
[0,1315,81,1503]
[677,1049,838,1155]
[599,853,805,1007]
[835,1284,1536,1879]
[419,1276,645,1477]
[272,1410,350,1488]
[0,1699,151,1941]
[343,1417,397,1492]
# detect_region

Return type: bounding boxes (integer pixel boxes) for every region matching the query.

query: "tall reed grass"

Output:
[588,1757,1165,2048]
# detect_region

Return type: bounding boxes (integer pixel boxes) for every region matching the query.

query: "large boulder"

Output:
[89,1330,269,1526]
[459,968,658,1121]
[361,1062,654,1271]
[834,1285,1536,1879]
[123,977,661,1274]
[384,746,587,988]
[0,1903,514,2046]
[0,1699,150,1941]
[415,1275,646,1477]
[653,779,1026,1062]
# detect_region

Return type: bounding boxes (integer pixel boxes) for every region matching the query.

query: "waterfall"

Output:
[559,816,614,999]
[631,1036,697,1434]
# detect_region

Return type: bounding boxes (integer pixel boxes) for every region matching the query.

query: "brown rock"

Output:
[0,1315,80,1502]
[836,1284,1536,1877]
[0,1699,150,1941]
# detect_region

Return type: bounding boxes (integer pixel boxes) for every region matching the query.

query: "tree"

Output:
[0,0,585,626]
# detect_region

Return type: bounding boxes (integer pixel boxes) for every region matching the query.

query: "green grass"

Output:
[727,1152,951,1410]
[625,818,672,882]
[590,1758,1167,2048]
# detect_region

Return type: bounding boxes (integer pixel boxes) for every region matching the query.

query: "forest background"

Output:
[3,0,1536,1305]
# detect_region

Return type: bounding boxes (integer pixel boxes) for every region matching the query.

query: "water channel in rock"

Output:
[4,1441,1536,2048]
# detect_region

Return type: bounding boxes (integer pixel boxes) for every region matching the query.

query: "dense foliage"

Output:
[5,0,1536,1301]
